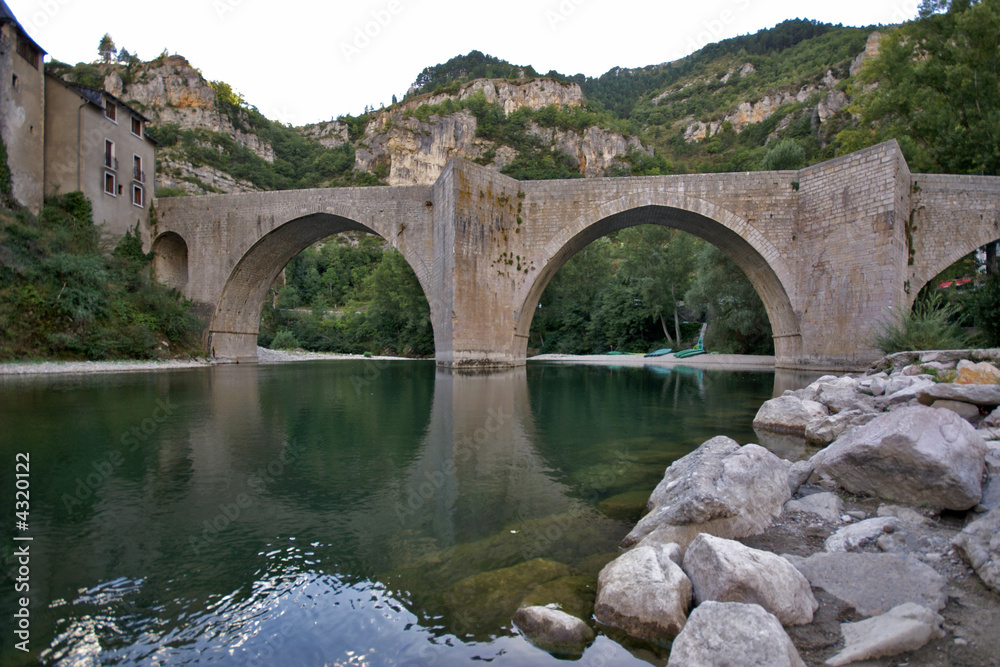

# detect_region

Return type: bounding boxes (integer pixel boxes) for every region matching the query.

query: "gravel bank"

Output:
[530,352,776,370]
[0,347,416,377]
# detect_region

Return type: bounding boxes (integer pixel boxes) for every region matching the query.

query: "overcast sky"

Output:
[9,0,920,126]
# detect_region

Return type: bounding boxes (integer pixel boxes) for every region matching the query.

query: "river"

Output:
[0,360,807,665]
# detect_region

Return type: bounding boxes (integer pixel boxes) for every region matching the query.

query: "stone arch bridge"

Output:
[152,141,1000,371]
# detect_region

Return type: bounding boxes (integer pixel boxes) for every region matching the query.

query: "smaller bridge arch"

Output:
[513,195,802,362]
[152,231,189,291]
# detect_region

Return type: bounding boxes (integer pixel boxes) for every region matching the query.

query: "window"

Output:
[104,172,116,196]
[11,74,18,90]
[132,155,143,182]
[131,116,142,138]
[105,101,117,123]
[132,185,144,208]
[16,38,39,69]
[104,140,116,170]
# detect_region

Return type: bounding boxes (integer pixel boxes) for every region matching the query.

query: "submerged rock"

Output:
[622,436,789,550]
[518,574,595,621]
[512,605,594,657]
[666,601,805,667]
[683,534,817,626]
[811,405,986,510]
[597,490,650,522]
[443,558,572,630]
[594,544,691,641]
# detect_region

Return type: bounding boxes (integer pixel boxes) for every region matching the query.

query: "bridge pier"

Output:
[429,162,532,368]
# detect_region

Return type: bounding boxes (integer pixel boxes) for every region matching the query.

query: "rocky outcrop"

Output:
[674,31,882,146]
[355,111,499,186]
[826,603,944,667]
[528,124,649,177]
[156,157,258,195]
[355,106,645,186]
[811,405,987,511]
[622,436,789,550]
[682,534,817,626]
[298,120,349,149]
[594,544,692,640]
[512,606,594,656]
[403,78,584,115]
[105,56,275,164]
[666,602,806,667]
[850,31,883,77]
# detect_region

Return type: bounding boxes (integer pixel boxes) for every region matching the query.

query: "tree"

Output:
[840,0,999,174]
[98,34,117,64]
[685,245,774,354]
[760,139,806,170]
[529,238,613,353]
[616,227,699,345]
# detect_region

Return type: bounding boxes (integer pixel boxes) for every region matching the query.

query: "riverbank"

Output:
[530,352,776,370]
[0,347,414,377]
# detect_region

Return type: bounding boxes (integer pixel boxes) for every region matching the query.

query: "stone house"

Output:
[1,0,155,239]
[0,0,45,214]
[44,75,156,239]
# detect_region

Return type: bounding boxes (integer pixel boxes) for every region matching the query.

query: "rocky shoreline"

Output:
[514,349,1000,666]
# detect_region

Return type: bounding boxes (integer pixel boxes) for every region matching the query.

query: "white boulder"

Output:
[682,534,818,625]
[811,405,987,510]
[666,602,805,667]
[594,545,691,641]
[622,437,789,550]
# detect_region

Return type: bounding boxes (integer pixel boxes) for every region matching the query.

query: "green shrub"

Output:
[270,330,299,349]
[871,293,970,353]
[760,139,806,170]
[0,134,12,205]
[0,194,203,361]
[966,271,1000,346]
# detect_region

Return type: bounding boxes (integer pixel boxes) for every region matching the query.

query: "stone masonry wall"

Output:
[910,174,1000,296]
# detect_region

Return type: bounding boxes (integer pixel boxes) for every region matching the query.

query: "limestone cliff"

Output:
[103,56,275,163]
[356,79,643,186]
[402,78,584,115]
[299,120,349,149]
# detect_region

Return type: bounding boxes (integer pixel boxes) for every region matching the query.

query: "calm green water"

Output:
[0,361,785,666]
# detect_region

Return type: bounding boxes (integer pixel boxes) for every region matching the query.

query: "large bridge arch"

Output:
[208,211,435,362]
[513,195,802,362]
